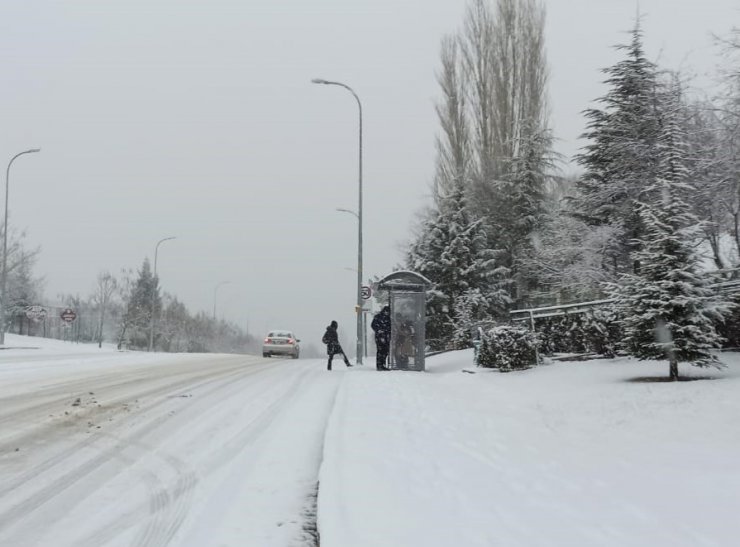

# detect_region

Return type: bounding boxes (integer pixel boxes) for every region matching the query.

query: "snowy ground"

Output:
[1,334,739,546]
[320,351,740,547]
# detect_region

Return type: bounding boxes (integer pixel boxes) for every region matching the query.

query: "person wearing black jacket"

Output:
[371,306,391,371]
[322,320,352,371]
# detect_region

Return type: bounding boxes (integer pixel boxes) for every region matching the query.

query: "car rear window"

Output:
[268,332,292,338]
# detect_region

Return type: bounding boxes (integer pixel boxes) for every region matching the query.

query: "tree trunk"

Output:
[733,210,740,262]
[117,321,128,350]
[707,234,727,272]
[98,307,106,348]
[669,356,679,381]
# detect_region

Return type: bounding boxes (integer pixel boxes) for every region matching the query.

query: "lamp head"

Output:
[311,78,330,85]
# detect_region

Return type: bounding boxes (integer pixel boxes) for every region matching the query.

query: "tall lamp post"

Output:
[148,236,176,352]
[336,208,367,358]
[213,281,231,320]
[312,78,364,364]
[1,148,41,345]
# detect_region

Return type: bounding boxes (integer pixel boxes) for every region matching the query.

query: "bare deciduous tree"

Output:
[92,271,117,348]
[461,0,550,185]
[434,34,471,202]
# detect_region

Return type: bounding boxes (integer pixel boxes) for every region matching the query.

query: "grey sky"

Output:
[1,0,737,351]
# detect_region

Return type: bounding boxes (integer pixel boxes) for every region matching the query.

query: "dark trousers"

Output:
[328,349,350,370]
[376,344,389,370]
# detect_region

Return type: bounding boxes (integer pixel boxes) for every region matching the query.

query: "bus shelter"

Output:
[377,271,432,371]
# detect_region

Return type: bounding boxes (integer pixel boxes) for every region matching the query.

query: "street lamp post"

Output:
[148,236,176,352]
[336,208,368,359]
[313,78,364,364]
[213,281,231,320]
[336,207,358,220]
[0,149,41,345]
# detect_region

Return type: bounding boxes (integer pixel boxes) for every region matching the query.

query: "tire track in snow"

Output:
[0,357,246,445]
[75,360,309,547]
[0,357,274,545]
[0,358,259,495]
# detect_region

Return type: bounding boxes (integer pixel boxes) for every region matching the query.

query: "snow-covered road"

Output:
[3,335,739,547]
[0,340,338,546]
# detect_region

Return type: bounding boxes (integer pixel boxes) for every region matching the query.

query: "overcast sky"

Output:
[1,0,738,352]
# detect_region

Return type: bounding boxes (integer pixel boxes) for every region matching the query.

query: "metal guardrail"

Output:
[510,276,740,322]
[510,298,614,321]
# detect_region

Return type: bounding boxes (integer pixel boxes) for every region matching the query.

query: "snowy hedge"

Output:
[536,309,621,357]
[478,326,538,371]
[715,294,740,349]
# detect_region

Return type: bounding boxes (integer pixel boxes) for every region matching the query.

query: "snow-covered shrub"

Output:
[535,308,621,356]
[715,294,740,349]
[537,319,557,355]
[581,308,621,357]
[478,326,538,371]
[565,315,587,353]
[536,315,581,354]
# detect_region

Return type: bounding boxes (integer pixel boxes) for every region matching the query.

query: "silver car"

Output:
[262,330,300,359]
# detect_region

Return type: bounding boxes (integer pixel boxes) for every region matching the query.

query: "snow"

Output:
[2,334,739,546]
[319,350,740,547]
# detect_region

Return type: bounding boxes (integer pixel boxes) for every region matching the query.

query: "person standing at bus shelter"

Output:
[371,306,391,371]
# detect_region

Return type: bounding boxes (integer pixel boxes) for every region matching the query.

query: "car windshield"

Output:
[268,332,291,338]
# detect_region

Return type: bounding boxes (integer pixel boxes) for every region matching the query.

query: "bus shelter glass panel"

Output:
[389,291,426,371]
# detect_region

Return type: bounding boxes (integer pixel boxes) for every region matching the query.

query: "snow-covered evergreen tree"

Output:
[121,258,160,349]
[612,81,730,380]
[574,21,662,275]
[449,288,493,349]
[408,178,510,350]
[495,126,557,302]
[407,209,450,349]
[0,226,43,331]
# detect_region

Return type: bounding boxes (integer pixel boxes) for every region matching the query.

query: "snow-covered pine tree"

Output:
[495,124,555,302]
[449,288,491,349]
[408,177,510,350]
[0,226,43,332]
[121,258,160,349]
[612,80,731,380]
[407,209,451,349]
[574,20,662,275]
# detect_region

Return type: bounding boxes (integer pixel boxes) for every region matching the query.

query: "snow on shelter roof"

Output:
[377,270,432,292]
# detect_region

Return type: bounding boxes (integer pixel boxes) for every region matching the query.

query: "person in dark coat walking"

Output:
[322,320,352,371]
[371,305,391,370]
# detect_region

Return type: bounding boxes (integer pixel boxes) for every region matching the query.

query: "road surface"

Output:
[0,351,339,546]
